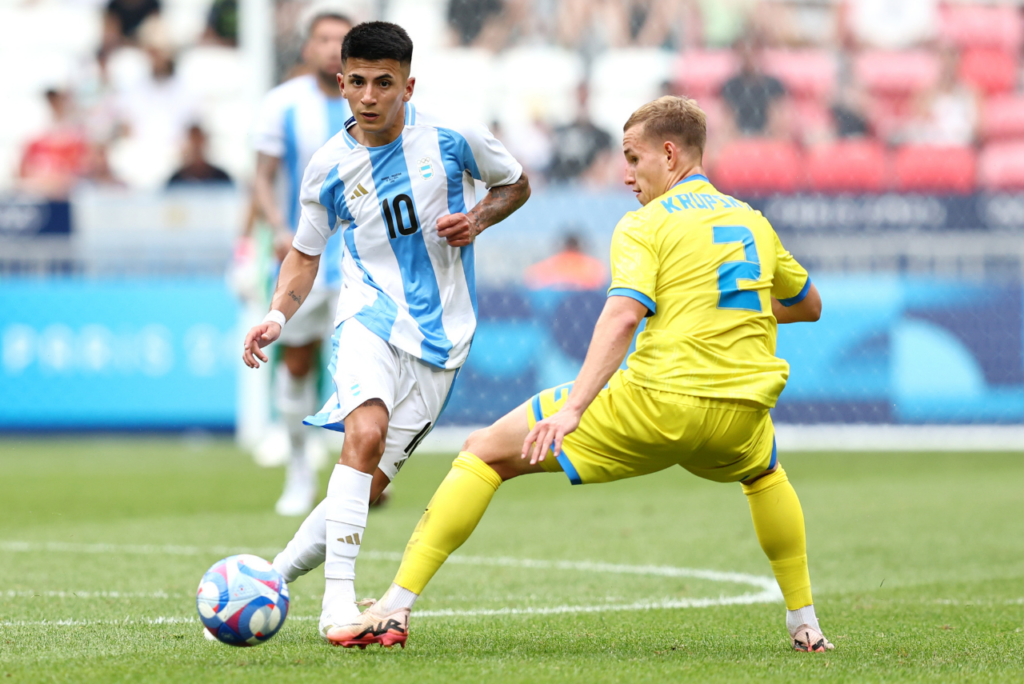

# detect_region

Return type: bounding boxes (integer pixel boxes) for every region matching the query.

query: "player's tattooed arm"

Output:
[469,173,531,234]
[436,173,531,247]
[287,290,302,305]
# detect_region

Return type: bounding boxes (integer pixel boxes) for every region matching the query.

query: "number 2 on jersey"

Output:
[713,225,763,312]
[382,194,419,239]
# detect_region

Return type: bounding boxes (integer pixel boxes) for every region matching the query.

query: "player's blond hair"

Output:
[624,96,706,160]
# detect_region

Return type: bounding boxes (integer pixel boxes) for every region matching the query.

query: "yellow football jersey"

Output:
[608,173,810,407]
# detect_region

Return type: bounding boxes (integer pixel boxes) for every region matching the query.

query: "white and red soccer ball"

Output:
[196,554,289,646]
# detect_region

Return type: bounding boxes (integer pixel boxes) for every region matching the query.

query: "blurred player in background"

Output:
[340,96,832,653]
[249,7,352,516]
[242,22,530,640]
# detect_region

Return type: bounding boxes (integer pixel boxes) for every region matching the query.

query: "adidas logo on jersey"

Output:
[349,184,369,200]
[337,533,362,545]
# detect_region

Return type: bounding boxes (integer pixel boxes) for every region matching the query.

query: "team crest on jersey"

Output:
[418,157,434,180]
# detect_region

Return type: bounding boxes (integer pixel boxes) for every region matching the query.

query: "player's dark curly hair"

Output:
[341,21,413,66]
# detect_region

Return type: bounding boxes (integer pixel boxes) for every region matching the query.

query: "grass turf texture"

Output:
[0,438,1021,683]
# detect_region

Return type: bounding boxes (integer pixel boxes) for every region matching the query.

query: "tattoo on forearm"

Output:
[468,173,530,234]
[287,290,302,305]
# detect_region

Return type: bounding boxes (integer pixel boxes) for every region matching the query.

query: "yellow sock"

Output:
[742,466,813,610]
[393,452,502,595]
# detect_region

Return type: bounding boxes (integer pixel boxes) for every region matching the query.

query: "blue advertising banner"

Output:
[0,198,71,237]
[1,276,1020,430]
[0,279,238,429]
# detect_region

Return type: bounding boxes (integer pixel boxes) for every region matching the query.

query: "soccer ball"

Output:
[196,554,289,646]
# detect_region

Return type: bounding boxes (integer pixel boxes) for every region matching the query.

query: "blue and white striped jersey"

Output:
[251,74,351,289]
[292,104,523,370]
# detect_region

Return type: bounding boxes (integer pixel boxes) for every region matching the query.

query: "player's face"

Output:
[340,58,414,136]
[304,18,350,82]
[622,125,668,206]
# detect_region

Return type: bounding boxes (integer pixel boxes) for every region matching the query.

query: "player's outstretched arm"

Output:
[772,282,822,324]
[523,295,647,464]
[436,173,531,247]
[242,247,320,368]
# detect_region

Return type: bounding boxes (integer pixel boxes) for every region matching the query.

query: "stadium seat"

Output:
[412,48,495,126]
[589,49,675,141]
[0,5,101,56]
[177,46,246,103]
[893,145,976,194]
[806,141,888,194]
[978,141,1024,191]
[493,46,584,128]
[959,49,1018,96]
[0,51,73,98]
[981,94,1024,141]
[938,4,1023,53]
[854,50,941,96]
[763,49,836,101]
[673,51,737,100]
[712,139,803,195]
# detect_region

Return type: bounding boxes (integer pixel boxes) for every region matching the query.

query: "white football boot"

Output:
[790,624,835,652]
[324,599,409,649]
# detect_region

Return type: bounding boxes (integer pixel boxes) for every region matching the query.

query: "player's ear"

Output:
[403,75,415,102]
[337,72,345,95]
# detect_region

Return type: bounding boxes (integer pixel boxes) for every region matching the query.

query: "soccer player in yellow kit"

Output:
[327,96,831,653]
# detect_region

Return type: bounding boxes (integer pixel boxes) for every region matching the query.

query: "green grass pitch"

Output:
[0,437,1022,683]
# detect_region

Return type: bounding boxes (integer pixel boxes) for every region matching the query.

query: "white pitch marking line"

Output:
[0,540,784,626]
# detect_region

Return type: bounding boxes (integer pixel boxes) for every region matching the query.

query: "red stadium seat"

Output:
[806,141,888,193]
[981,94,1024,141]
[939,4,1023,53]
[763,49,836,101]
[854,50,940,96]
[893,145,976,194]
[674,51,738,99]
[712,139,803,195]
[979,141,1024,191]
[959,49,1018,95]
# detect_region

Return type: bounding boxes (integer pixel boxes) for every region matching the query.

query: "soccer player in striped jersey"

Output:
[337,96,833,653]
[249,9,352,517]
[241,22,530,640]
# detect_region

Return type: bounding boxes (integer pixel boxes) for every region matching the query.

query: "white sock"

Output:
[276,365,316,463]
[323,464,372,615]
[272,499,327,583]
[786,604,820,635]
[377,583,418,612]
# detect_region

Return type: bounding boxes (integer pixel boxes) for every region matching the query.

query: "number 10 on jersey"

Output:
[382,194,419,239]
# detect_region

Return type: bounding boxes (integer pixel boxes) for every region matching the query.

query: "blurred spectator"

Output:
[901,47,978,146]
[114,45,197,153]
[831,82,870,138]
[846,0,937,50]
[697,0,758,48]
[205,0,238,46]
[167,125,232,186]
[558,0,699,53]
[447,0,528,51]
[525,234,608,290]
[80,144,124,188]
[547,84,615,184]
[104,0,161,48]
[18,89,89,199]
[719,38,788,139]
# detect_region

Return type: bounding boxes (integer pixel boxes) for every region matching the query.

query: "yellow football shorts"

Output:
[527,371,777,485]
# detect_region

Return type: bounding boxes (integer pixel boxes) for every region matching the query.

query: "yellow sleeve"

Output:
[607,213,659,315]
[770,232,811,306]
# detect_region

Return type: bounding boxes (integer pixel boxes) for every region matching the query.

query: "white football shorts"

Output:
[277,287,339,347]
[304,318,459,480]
